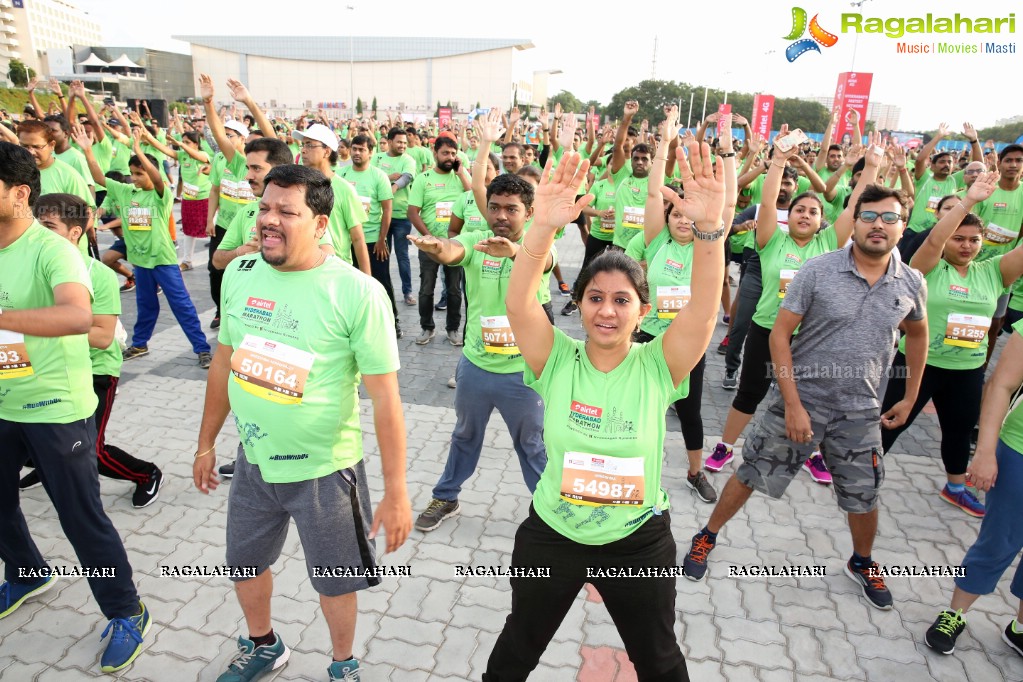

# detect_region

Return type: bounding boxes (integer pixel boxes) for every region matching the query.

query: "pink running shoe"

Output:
[803,452,832,484]
[705,443,734,472]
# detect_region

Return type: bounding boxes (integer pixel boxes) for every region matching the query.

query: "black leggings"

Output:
[732,322,774,415]
[484,506,689,681]
[880,352,984,476]
[635,331,705,451]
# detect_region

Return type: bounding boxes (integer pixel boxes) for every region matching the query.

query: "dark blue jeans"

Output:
[389,218,413,297]
[132,264,211,353]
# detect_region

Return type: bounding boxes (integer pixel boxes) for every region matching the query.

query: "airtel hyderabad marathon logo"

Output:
[784,7,838,62]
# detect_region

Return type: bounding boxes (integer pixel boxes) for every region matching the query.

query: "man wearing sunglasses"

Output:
[686,145,928,614]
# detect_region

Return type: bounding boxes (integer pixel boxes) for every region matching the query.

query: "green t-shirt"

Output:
[524,330,682,545]
[0,222,96,423]
[628,231,695,337]
[211,152,256,228]
[105,179,176,268]
[818,168,850,224]
[179,155,212,201]
[218,202,334,253]
[408,169,465,238]
[752,226,839,329]
[218,254,399,483]
[41,158,97,257]
[952,169,966,191]
[85,256,122,378]
[108,137,132,176]
[326,174,369,264]
[372,152,417,219]
[80,135,113,174]
[338,165,393,243]
[900,257,1002,370]
[908,173,959,233]
[747,173,811,207]
[452,190,488,235]
[588,178,618,243]
[612,171,649,248]
[998,320,1023,453]
[976,185,1023,262]
[453,230,556,374]
[57,147,95,188]
[409,145,434,173]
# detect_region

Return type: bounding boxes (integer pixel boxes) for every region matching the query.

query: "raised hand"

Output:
[70,80,87,98]
[478,108,504,145]
[226,78,252,103]
[659,105,679,143]
[26,76,39,92]
[557,112,577,150]
[718,112,734,151]
[70,123,92,150]
[554,102,563,120]
[509,108,521,125]
[891,144,907,169]
[967,171,999,203]
[198,74,215,103]
[732,113,749,127]
[623,100,639,118]
[936,121,950,137]
[48,77,62,94]
[963,121,978,141]
[863,131,885,168]
[847,109,861,126]
[407,234,444,256]
[131,126,143,149]
[533,152,592,231]
[663,138,725,227]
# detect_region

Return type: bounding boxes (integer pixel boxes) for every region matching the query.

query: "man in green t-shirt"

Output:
[408,136,470,344]
[32,193,162,508]
[0,142,150,673]
[193,164,411,682]
[373,128,418,304]
[408,174,552,531]
[75,126,212,367]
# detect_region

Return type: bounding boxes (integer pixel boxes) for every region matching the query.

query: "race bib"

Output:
[598,214,615,233]
[435,201,453,223]
[221,178,256,203]
[656,285,691,319]
[778,269,798,298]
[231,334,314,404]
[358,195,372,215]
[0,330,33,379]
[983,222,1018,247]
[127,206,152,231]
[182,182,200,199]
[926,195,942,213]
[945,313,991,349]
[622,205,644,229]
[561,452,645,506]
[481,315,518,355]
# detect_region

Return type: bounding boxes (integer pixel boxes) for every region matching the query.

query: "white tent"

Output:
[108,54,142,69]
[76,53,110,68]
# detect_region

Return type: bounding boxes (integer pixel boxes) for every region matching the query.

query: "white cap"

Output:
[292,124,339,152]
[224,119,250,137]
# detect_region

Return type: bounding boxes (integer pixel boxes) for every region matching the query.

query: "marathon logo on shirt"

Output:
[569,400,603,432]
[783,253,803,268]
[994,203,1007,210]
[243,296,276,323]
[948,284,970,301]
[482,258,504,278]
[664,258,685,277]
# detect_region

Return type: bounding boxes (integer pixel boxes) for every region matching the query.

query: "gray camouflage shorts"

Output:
[736,391,885,513]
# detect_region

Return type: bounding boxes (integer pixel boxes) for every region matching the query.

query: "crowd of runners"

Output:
[2,73,1023,681]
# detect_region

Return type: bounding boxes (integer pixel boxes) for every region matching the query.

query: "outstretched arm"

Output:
[199,74,236,163]
[227,78,277,139]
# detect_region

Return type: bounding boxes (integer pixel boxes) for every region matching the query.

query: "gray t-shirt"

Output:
[780,244,927,411]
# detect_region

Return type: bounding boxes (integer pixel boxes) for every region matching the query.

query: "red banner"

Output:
[438,107,452,128]
[831,72,872,144]
[716,103,732,136]
[752,94,775,138]
[588,113,601,130]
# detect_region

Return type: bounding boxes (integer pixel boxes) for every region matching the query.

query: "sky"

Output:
[76,0,1021,132]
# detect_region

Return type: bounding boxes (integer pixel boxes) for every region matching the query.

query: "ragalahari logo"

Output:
[784,7,839,61]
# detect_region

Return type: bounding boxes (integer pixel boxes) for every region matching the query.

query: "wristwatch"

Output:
[691,222,727,241]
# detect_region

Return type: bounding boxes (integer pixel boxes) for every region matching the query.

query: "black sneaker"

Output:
[119,277,136,294]
[716,336,729,355]
[414,498,460,532]
[197,352,213,369]
[687,472,717,503]
[1004,620,1023,658]
[395,323,403,339]
[683,530,716,581]
[561,301,578,316]
[925,609,966,654]
[845,559,894,610]
[122,346,149,361]
[132,468,163,508]
[18,470,41,490]
[722,370,738,390]
[435,300,448,311]
[218,461,235,479]
[210,316,221,329]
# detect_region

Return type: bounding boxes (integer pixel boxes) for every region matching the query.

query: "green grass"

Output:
[1,86,84,116]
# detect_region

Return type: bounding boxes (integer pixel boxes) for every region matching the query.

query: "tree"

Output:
[548,90,584,113]
[7,59,32,88]
[584,100,603,118]
[356,97,363,115]
[371,96,377,115]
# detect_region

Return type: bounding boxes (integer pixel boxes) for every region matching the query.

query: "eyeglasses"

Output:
[857,210,902,225]
[964,169,983,175]
[301,141,326,149]
[20,143,49,151]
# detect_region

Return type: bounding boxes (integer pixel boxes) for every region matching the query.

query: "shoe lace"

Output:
[809,456,828,473]
[425,499,449,515]
[858,562,888,592]
[101,617,144,647]
[227,647,257,672]
[934,610,963,636]
[689,535,715,563]
[709,445,731,462]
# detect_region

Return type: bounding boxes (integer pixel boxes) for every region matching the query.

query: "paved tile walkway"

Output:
[3,215,1022,681]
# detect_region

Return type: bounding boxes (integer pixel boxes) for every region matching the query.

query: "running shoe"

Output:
[845,559,893,610]
[122,346,149,361]
[0,575,57,620]
[1004,620,1023,658]
[683,530,716,581]
[18,469,41,490]
[132,468,163,509]
[218,461,235,479]
[716,336,729,355]
[414,498,460,532]
[198,352,213,369]
[705,443,733,472]
[100,601,151,672]
[721,370,738,390]
[939,485,985,518]
[558,281,571,297]
[722,314,730,324]
[210,316,221,329]
[925,609,966,654]
[404,294,417,306]
[803,452,832,484]
[120,277,136,294]
[687,471,717,503]
[561,301,578,316]
[435,299,448,310]
[447,376,457,389]
[395,323,403,340]
[447,330,464,347]
[415,329,436,345]
[216,634,290,682]
[328,658,361,681]
[179,262,193,271]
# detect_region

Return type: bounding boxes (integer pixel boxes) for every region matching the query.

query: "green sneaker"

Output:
[328,658,360,681]
[100,601,151,672]
[216,635,290,681]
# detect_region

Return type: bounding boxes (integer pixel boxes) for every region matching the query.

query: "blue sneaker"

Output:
[0,575,57,619]
[100,601,151,672]
[328,658,361,681]
[217,635,290,681]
